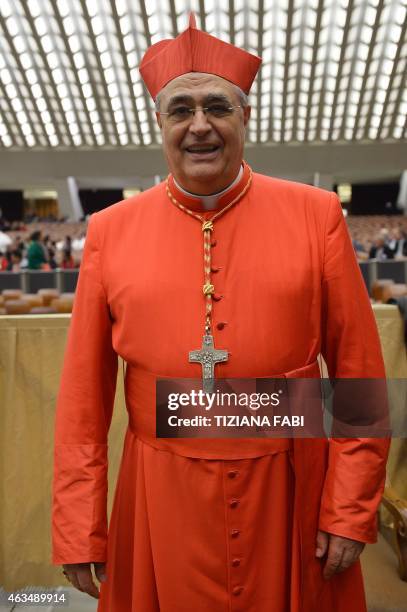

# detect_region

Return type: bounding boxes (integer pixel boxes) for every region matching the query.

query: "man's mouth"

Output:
[184,144,221,158]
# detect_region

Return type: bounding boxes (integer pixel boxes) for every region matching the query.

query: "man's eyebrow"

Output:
[166,95,194,108]
[166,93,233,108]
[202,94,232,105]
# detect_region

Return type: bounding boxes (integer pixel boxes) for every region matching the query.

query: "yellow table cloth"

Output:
[373,305,407,502]
[0,315,126,590]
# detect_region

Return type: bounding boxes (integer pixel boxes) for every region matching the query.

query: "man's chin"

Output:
[182,160,223,182]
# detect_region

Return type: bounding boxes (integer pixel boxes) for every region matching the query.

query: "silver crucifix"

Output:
[189,334,228,392]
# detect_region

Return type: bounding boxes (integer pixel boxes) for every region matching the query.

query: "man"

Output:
[52,14,389,611]
[27,230,47,269]
[368,233,394,260]
[6,248,22,272]
[388,227,407,258]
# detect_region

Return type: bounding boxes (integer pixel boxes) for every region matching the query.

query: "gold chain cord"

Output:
[165,167,253,334]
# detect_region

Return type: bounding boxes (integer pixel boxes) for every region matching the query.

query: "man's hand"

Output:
[315,530,365,580]
[62,562,106,599]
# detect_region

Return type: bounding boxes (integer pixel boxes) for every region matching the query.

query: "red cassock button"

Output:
[232,558,241,567]
[227,470,238,479]
[211,240,217,247]
[231,529,240,538]
[229,498,239,508]
[232,586,243,596]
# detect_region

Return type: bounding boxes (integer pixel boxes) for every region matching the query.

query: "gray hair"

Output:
[155,82,249,112]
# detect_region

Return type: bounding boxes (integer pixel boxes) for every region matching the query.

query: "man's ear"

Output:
[243,105,251,126]
[155,112,162,129]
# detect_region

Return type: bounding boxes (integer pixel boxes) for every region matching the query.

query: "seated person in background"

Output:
[369,234,394,260]
[352,232,369,261]
[48,246,58,270]
[6,249,22,272]
[61,248,75,269]
[0,251,9,271]
[27,231,48,270]
[387,228,407,259]
[62,235,72,253]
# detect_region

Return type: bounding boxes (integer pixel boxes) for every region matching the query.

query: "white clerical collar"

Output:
[174,165,244,211]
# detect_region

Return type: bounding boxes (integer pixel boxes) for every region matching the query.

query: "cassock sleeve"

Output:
[52,213,118,564]
[318,192,390,544]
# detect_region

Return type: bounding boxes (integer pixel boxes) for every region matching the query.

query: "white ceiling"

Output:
[0,0,405,152]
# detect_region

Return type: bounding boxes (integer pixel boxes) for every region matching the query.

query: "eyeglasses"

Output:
[159,104,242,123]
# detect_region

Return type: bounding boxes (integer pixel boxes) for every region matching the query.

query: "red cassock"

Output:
[52,162,389,611]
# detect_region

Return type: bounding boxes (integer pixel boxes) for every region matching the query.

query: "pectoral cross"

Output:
[189,334,228,392]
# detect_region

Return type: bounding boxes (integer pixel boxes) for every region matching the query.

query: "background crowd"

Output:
[1,212,407,272]
[346,215,407,261]
[0,218,86,272]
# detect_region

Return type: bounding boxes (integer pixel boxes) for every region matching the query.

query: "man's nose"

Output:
[188,109,212,135]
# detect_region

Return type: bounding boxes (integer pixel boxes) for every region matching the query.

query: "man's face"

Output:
[156,73,251,194]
